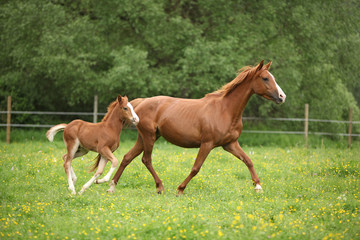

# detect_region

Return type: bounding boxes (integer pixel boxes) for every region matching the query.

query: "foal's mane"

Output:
[207,65,258,97]
[101,100,118,122]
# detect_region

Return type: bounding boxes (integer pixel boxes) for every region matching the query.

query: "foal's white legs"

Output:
[70,166,77,185]
[63,139,80,194]
[96,148,119,184]
[95,166,117,184]
[63,140,89,195]
[79,156,107,194]
[79,147,118,194]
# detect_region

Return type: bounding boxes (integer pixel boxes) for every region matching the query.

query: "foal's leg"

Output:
[223,141,262,192]
[63,139,80,195]
[177,142,213,196]
[79,156,107,194]
[107,136,144,193]
[95,147,119,184]
[71,148,89,185]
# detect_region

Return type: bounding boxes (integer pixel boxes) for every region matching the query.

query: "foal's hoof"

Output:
[107,181,116,193]
[106,188,115,194]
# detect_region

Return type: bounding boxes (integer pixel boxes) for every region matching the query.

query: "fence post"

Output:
[6,96,11,144]
[348,108,353,148]
[93,95,98,123]
[304,103,309,148]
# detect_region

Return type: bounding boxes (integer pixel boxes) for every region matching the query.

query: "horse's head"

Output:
[117,95,139,126]
[251,60,286,104]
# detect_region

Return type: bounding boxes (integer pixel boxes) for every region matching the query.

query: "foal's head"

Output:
[116,95,139,126]
[250,60,286,104]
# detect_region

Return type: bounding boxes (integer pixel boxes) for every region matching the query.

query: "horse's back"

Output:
[135,96,211,147]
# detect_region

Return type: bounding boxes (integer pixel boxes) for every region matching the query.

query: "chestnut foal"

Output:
[47,95,139,194]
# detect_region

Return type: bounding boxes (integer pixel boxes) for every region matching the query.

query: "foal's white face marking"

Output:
[127,102,139,125]
[268,71,286,103]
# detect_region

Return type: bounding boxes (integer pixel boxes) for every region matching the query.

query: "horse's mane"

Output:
[101,100,118,122]
[206,65,258,97]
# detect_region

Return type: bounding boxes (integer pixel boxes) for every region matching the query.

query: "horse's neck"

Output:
[103,109,123,133]
[223,80,253,122]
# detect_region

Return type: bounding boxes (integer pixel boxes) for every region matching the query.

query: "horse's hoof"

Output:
[254,184,263,193]
[107,188,115,194]
[157,188,164,194]
[176,190,184,197]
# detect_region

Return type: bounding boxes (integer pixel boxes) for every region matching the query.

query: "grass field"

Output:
[1,131,359,239]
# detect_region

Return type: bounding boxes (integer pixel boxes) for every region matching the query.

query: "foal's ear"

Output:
[264,60,272,70]
[117,94,123,104]
[256,60,264,72]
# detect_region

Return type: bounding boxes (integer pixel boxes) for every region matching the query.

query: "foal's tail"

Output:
[46,124,67,142]
[89,154,101,172]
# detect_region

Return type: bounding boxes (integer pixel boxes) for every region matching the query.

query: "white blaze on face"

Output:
[127,102,139,125]
[269,71,286,103]
[275,83,286,103]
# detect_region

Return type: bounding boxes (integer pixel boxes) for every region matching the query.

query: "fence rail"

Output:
[1,96,359,146]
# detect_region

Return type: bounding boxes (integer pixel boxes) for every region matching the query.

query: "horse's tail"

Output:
[46,124,67,142]
[89,154,101,172]
[130,98,145,109]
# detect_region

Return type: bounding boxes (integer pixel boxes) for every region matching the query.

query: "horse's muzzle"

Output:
[132,118,139,126]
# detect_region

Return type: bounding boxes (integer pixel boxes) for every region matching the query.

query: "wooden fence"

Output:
[1,96,359,147]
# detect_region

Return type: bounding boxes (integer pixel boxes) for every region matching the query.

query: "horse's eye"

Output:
[123,107,128,111]
[262,77,269,81]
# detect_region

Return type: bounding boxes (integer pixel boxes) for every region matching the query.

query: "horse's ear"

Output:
[264,60,272,70]
[117,94,123,104]
[256,60,264,72]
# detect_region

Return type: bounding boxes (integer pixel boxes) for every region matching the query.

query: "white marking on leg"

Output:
[127,102,139,125]
[66,138,80,194]
[79,174,101,194]
[70,166,77,185]
[107,180,116,193]
[96,166,117,184]
[254,184,263,193]
[80,157,107,194]
[67,168,76,195]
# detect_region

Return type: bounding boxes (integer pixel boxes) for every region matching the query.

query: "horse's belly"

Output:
[159,126,201,148]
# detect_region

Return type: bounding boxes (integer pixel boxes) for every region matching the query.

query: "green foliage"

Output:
[0,0,359,133]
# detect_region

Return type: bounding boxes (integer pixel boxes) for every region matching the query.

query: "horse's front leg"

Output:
[79,156,107,194]
[94,147,120,185]
[177,142,213,196]
[223,141,263,192]
[107,136,144,193]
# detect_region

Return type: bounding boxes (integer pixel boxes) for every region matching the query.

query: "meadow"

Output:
[0,130,359,239]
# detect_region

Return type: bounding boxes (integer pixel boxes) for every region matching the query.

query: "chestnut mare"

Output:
[108,60,286,195]
[46,95,139,194]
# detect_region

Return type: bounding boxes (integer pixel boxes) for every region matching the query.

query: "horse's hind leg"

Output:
[63,138,80,195]
[107,135,144,193]
[68,147,89,185]
[79,156,107,194]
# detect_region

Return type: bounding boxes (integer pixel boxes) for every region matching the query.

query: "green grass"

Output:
[0,131,359,239]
